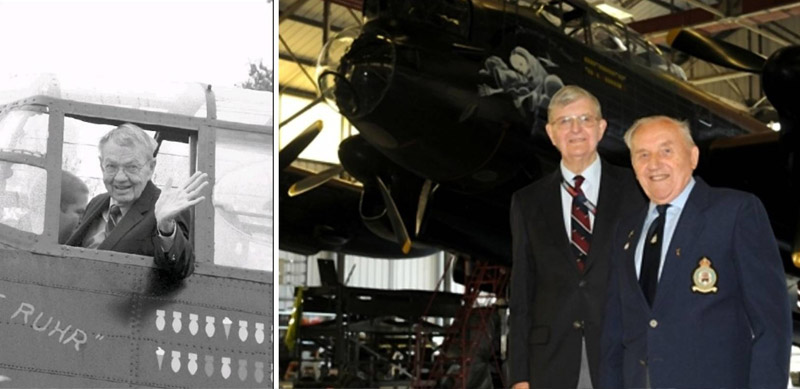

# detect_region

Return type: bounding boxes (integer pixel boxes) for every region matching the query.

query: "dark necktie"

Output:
[106,205,121,236]
[569,175,591,272]
[640,204,670,306]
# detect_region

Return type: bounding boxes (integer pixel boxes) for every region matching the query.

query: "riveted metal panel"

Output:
[0,247,272,387]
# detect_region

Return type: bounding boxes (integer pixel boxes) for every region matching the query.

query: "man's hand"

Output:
[155,171,209,229]
[512,382,530,389]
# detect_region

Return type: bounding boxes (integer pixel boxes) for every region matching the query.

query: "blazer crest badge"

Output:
[691,257,718,293]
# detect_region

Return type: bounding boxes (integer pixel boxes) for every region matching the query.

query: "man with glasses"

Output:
[509,85,643,388]
[66,123,209,279]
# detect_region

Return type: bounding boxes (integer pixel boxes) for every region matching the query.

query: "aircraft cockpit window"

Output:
[626,36,688,80]
[0,107,49,155]
[0,162,46,234]
[363,0,471,38]
[629,36,654,67]
[590,23,627,53]
[62,118,116,200]
[60,117,193,245]
[213,128,272,272]
[532,1,574,28]
[0,107,50,234]
[61,117,193,201]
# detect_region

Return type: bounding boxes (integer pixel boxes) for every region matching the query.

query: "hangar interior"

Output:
[278,0,800,388]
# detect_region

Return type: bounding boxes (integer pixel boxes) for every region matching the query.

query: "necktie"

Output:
[569,175,591,272]
[106,205,121,236]
[640,204,670,306]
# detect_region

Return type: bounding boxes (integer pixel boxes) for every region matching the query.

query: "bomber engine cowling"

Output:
[317,6,545,194]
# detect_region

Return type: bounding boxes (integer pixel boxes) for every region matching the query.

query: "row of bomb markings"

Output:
[154,310,268,344]
[155,347,269,384]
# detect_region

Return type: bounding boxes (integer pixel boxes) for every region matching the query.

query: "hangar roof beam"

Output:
[631,0,800,45]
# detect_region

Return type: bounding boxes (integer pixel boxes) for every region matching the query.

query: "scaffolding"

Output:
[413,257,509,389]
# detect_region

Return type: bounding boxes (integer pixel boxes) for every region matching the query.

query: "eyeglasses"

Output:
[102,163,145,176]
[551,114,600,130]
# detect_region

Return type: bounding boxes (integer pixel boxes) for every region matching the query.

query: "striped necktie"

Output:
[568,175,591,272]
[106,204,121,236]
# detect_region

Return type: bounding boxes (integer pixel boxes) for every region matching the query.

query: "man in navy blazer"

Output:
[600,115,791,388]
[66,123,209,280]
[510,86,643,388]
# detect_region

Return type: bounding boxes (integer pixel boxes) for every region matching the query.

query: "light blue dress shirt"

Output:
[635,177,696,280]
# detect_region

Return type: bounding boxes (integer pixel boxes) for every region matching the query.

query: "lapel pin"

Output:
[676,248,681,257]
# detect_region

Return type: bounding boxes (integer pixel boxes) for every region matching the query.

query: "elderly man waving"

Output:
[67,123,208,279]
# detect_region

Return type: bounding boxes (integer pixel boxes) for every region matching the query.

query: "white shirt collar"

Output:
[646,177,695,217]
[559,154,601,202]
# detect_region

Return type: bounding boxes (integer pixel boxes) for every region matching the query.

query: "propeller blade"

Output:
[415,179,434,236]
[279,120,323,171]
[763,46,800,119]
[667,29,766,73]
[376,176,412,254]
[287,165,344,197]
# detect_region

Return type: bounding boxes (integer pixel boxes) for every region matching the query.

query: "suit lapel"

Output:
[99,181,158,250]
[652,179,708,311]
[621,208,650,309]
[584,161,619,272]
[541,171,573,264]
[66,194,109,246]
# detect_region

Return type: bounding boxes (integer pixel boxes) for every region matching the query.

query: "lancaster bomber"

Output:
[281,0,800,278]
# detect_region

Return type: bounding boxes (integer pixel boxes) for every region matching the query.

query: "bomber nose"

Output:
[316,26,395,118]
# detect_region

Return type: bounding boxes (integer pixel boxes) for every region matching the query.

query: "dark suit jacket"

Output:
[509,160,644,388]
[66,181,195,279]
[600,178,791,388]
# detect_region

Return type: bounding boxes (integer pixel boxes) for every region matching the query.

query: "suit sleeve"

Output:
[734,195,791,388]
[152,209,195,279]
[509,192,534,385]
[599,223,624,389]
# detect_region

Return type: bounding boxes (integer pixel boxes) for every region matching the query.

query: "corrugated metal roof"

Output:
[279,0,362,98]
[628,0,671,21]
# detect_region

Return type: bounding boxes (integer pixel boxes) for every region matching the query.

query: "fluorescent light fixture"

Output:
[596,3,634,21]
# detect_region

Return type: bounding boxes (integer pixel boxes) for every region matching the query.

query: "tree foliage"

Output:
[240,61,274,92]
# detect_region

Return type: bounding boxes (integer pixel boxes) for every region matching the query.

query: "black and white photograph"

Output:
[0,1,274,387]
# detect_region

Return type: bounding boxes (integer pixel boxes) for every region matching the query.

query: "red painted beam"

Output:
[742,0,800,13]
[629,8,713,35]
[629,0,800,35]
